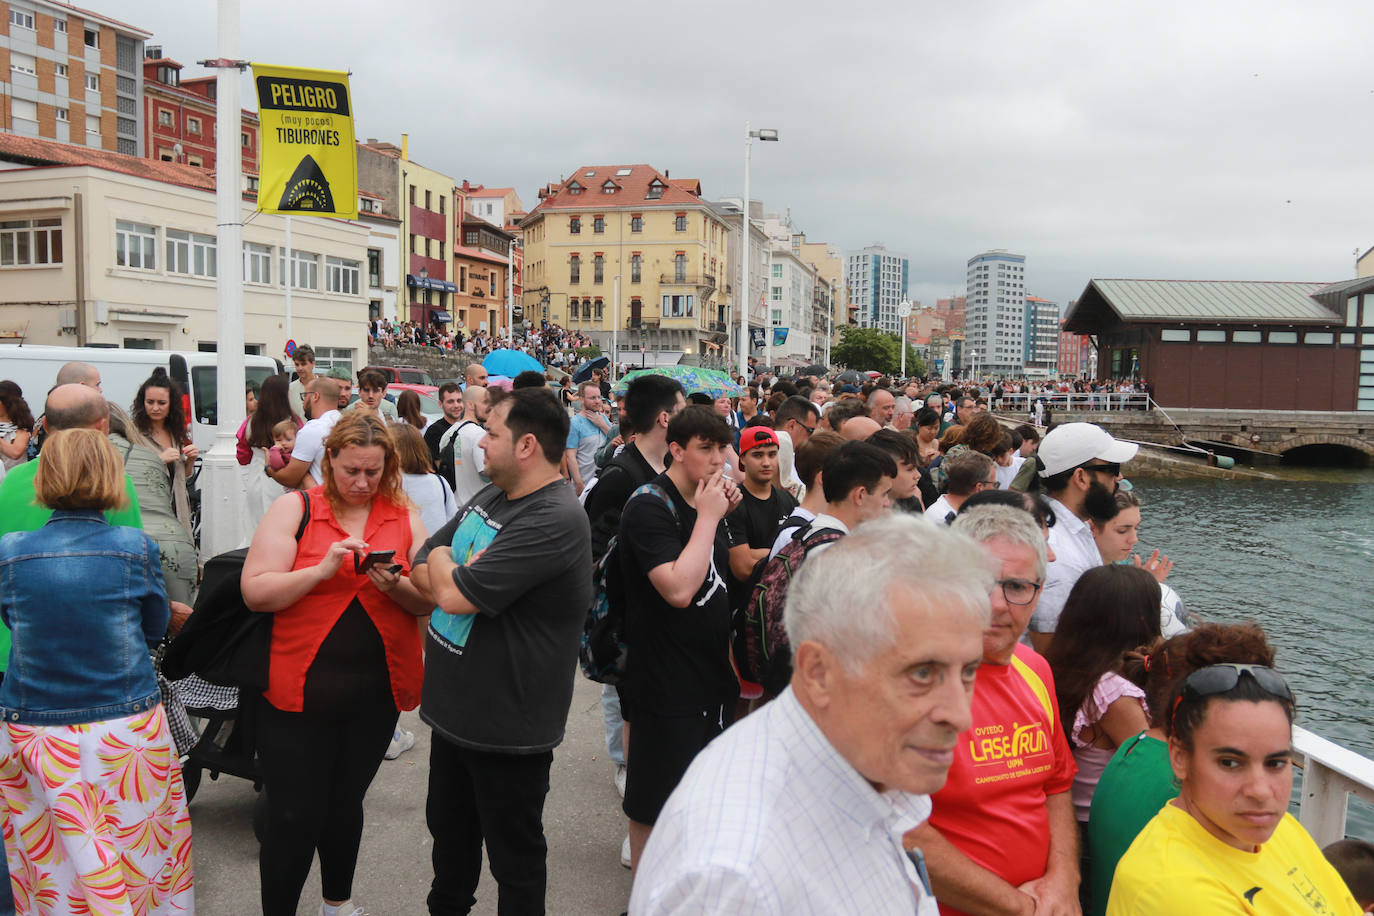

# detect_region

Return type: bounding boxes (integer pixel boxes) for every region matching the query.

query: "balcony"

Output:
[708,320,730,333]
[626,316,660,330]
[659,273,717,291]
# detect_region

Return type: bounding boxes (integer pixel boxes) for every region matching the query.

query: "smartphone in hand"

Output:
[355,549,396,574]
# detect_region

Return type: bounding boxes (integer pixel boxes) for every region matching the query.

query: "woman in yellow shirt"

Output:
[1107,664,1360,914]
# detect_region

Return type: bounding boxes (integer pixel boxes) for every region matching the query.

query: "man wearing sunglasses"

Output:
[907,505,1079,916]
[772,396,821,498]
[1028,422,1138,654]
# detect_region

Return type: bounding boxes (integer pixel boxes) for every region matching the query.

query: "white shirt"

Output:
[769,507,816,559]
[401,472,457,536]
[630,688,939,916]
[923,494,956,525]
[290,408,341,485]
[996,454,1025,490]
[1031,495,1102,636]
[776,429,799,495]
[439,419,489,505]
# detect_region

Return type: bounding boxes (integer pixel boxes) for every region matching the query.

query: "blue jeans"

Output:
[600,683,624,767]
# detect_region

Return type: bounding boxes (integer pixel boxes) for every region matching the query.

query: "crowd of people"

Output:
[0,353,1368,916]
[368,316,600,369]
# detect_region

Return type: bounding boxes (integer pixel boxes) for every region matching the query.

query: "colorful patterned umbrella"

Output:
[612,366,744,399]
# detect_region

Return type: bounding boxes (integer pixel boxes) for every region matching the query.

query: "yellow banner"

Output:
[252,63,357,219]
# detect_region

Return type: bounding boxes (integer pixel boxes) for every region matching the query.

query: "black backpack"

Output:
[579,483,676,684]
[733,522,844,696]
[162,491,310,689]
[437,420,479,491]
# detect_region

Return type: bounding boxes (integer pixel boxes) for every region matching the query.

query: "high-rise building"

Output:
[2,0,150,156]
[965,250,1026,375]
[845,244,909,336]
[1023,296,1060,376]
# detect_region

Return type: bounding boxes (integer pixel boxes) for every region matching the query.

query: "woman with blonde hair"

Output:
[242,411,432,916]
[0,428,193,913]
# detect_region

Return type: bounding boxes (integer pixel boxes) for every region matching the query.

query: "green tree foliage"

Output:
[830,326,927,376]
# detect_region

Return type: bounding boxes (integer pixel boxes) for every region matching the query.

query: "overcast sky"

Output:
[107,0,1374,310]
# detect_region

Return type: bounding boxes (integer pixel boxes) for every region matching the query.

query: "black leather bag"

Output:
[163,492,309,689]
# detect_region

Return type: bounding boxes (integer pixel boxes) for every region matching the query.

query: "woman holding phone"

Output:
[242,412,432,916]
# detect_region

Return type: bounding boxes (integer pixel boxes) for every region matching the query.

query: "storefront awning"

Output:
[430,310,453,323]
[407,274,458,293]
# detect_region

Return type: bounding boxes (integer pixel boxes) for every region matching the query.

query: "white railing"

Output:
[991,392,1155,415]
[1294,725,1374,846]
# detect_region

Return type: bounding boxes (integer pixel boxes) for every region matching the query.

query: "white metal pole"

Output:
[202,0,246,559]
[765,246,773,372]
[739,123,751,381]
[612,274,620,382]
[901,313,907,378]
[284,214,292,342]
[507,239,514,349]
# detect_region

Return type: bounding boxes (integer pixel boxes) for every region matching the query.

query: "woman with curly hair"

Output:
[132,369,197,478]
[0,379,34,477]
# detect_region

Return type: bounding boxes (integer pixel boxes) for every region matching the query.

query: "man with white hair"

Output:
[630,515,991,914]
[907,505,1079,916]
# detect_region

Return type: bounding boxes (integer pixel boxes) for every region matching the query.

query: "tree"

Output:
[830,326,927,377]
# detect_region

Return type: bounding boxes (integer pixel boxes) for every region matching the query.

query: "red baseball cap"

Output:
[739,426,780,456]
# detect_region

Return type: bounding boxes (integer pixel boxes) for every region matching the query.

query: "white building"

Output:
[0,134,368,366]
[965,249,1026,376]
[766,245,815,362]
[845,245,909,337]
[710,198,770,365]
[1023,296,1060,376]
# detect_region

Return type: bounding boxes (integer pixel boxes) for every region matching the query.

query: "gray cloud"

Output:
[113,0,1374,309]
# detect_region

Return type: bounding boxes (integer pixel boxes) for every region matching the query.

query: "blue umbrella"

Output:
[483,349,544,377]
[572,355,610,384]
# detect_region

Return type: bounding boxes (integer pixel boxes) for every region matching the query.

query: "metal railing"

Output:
[1295,726,1374,846]
[659,273,716,288]
[991,392,1155,414]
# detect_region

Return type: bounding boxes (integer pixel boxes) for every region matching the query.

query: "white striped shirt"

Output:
[629,687,939,915]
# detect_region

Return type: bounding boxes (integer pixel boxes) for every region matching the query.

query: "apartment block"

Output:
[2,0,147,154]
[965,249,1026,375]
[141,45,258,174]
[845,244,909,337]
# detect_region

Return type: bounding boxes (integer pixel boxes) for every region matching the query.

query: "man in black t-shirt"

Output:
[618,405,741,871]
[726,425,798,583]
[424,382,463,466]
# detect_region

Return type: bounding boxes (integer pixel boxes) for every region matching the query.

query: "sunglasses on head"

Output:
[1170,664,1292,729]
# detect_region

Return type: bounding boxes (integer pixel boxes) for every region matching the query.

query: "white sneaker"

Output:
[319,902,369,916]
[620,834,632,869]
[385,728,415,760]
[614,764,627,799]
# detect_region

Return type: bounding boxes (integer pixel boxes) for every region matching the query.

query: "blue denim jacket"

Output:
[0,509,168,725]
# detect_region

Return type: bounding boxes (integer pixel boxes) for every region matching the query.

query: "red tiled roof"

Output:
[466,186,513,198]
[0,133,214,192]
[527,164,707,216]
[452,244,508,266]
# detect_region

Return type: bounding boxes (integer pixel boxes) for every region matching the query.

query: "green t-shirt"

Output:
[0,458,144,671]
[1086,732,1176,916]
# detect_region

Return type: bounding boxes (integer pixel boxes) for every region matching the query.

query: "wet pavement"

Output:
[188,674,634,915]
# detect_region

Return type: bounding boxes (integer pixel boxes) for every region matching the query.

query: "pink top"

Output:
[1070,671,1146,822]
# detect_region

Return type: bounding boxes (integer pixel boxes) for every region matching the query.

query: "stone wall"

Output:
[367,345,479,382]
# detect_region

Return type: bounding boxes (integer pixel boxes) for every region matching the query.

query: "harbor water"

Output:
[1132,469,1374,839]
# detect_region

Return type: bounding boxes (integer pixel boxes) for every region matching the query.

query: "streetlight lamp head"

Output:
[419,265,428,281]
[754,128,780,141]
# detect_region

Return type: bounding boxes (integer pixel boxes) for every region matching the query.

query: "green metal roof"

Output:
[1067,279,1340,327]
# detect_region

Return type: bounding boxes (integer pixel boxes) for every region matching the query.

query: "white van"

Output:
[0,345,284,453]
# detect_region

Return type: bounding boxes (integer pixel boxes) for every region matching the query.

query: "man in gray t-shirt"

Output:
[564,381,612,495]
[413,387,592,913]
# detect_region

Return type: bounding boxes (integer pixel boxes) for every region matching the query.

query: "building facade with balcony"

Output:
[2,0,148,155]
[453,209,512,338]
[0,133,368,364]
[845,244,909,337]
[709,198,768,366]
[798,237,847,346]
[521,164,733,366]
[767,246,816,362]
[140,46,258,173]
[358,136,455,329]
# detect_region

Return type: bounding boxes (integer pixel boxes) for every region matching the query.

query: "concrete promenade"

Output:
[189,674,634,915]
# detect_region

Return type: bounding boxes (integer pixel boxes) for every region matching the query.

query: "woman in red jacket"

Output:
[243,412,432,916]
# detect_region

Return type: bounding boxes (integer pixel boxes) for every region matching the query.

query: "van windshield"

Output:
[192,365,278,426]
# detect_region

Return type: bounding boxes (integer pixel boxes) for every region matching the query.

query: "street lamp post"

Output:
[418,264,428,332]
[739,123,778,381]
[897,299,912,379]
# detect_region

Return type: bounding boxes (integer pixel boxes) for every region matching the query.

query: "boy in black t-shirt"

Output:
[617,406,741,870]
[726,426,799,582]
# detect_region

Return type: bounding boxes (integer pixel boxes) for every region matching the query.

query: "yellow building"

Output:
[521,164,733,366]
[798,238,848,351]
